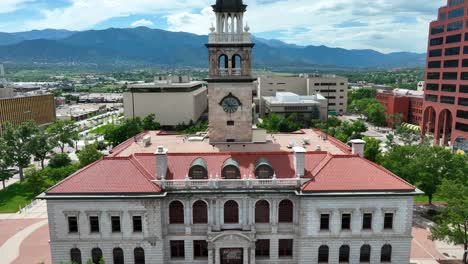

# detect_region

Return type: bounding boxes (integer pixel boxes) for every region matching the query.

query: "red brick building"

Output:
[423,0,468,146]
[376,90,423,127]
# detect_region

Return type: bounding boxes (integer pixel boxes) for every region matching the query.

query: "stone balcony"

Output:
[208,33,251,44]
[153,177,308,191]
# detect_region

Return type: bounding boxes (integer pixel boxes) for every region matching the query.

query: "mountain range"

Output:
[0,27,426,70]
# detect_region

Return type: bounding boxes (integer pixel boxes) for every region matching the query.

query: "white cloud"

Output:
[0,0,34,14]
[131,19,154,27]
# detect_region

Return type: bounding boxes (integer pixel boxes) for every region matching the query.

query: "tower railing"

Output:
[209,33,251,44]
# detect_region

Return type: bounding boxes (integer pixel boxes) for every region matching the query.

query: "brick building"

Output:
[423,0,468,146]
[376,89,423,127]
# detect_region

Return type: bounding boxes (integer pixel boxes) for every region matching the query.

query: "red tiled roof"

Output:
[301,155,416,192]
[46,157,161,194]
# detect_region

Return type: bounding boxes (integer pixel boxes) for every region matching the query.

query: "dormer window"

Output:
[222,158,241,179]
[189,158,208,179]
[255,158,274,179]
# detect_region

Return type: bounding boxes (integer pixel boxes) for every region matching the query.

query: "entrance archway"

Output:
[422,106,437,140]
[436,109,453,145]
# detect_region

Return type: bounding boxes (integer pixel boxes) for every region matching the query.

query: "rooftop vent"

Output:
[142,135,151,147]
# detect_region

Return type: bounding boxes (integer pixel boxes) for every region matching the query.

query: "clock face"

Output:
[221,95,241,113]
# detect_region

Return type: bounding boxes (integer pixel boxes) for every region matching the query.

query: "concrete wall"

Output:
[123,87,208,126]
[257,77,307,116]
[0,88,13,99]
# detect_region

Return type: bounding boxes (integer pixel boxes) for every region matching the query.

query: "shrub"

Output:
[48,153,72,168]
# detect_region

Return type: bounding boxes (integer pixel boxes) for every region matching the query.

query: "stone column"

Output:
[243,247,249,264]
[208,244,214,264]
[215,248,220,264]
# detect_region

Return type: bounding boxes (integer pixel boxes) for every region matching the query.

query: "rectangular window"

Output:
[428,61,441,68]
[430,49,442,57]
[442,84,457,92]
[426,84,439,91]
[448,8,464,19]
[448,21,463,31]
[443,72,458,80]
[278,239,293,258]
[133,216,142,232]
[193,240,208,259]
[440,13,447,21]
[68,216,78,233]
[459,97,468,106]
[449,0,465,6]
[320,214,330,231]
[89,216,99,233]
[462,72,468,80]
[446,34,462,44]
[461,85,468,93]
[464,46,468,54]
[426,94,438,102]
[227,121,235,126]
[427,72,440,80]
[431,25,445,35]
[170,240,185,259]
[362,213,373,230]
[384,213,394,229]
[341,213,351,230]
[430,37,443,46]
[457,110,468,119]
[111,216,121,233]
[444,59,459,68]
[463,59,468,67]
[256,239,270,258]
[441,96,455,104]
[456,122,468,132]
[445,47,460,56]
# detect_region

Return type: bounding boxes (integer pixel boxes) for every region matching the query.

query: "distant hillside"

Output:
[0,27,426,69]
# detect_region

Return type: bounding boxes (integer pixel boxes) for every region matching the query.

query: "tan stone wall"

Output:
[208,82,254,143]
[208,46,253,77]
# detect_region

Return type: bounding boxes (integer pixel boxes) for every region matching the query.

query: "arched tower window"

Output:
[339,245,350,263]
[360,244,371,262]
[318,245,329,263]
[224,200,239,224]
[278,199,293,223]
[169,201,184,224]
[193,200,208,224]
[381,244,392,262]
[91,248,103,264]
[232,54,242,74]
[222,158,241,179]
[134,247,145,264]
[255,200,270,223]
[255,158,274,179]
[113,248,124,264]
[70,248,82,264]
[189,158,208,179]
[218,54,228,69]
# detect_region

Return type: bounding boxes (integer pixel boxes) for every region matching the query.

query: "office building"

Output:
[263,92,328,121]
[376,89,424,127]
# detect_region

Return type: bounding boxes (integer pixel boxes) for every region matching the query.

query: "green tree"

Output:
[29,130,54,169]
[77,144,103,167]
[47,120,79,153]
[430,179,468,263]
[348,88,377,104]
[24,166,47,194]
[2,122,39,181]
[365,103,387,127]
[351,120,367,134]
[48,153,72,168]
[364,137,381,162]
[142,114,161,131]
[103,118,144,147]
[384,133,397,151]
[0,138,13,189]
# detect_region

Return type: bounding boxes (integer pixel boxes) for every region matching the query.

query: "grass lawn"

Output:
[414,195,445,204]
[0,180,44,213]
[89,124,114,135]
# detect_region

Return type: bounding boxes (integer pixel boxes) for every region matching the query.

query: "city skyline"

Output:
[0,0,445,53]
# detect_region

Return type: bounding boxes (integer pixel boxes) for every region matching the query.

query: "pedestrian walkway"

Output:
[0,199,47,220]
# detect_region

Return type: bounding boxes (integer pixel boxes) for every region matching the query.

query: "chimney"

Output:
[293,146,306,177]
[156,146,168,179]
[349,139,366,158]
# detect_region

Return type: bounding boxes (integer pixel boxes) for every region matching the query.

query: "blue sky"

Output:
[0,0,447,53]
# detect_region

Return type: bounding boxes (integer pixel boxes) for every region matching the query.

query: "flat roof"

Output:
[111,129,349,157]
[128,81,206,89]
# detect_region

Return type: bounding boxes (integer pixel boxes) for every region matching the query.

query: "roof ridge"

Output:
[109,131,150,157]
[129,155,155,182]
[301,153,333,190]
[359,157,416,190]
[45,158,104,193]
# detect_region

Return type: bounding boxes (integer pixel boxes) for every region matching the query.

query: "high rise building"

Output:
[422,0,468,147]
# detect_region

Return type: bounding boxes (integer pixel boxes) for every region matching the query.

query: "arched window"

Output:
[255,158,274,179]
[70,248,82,264]
[278,199,293,223]
[113,248,124,264]
[381,244,392,262]
[222,158,241,179]
[360,244,371,262]
[339,245,350,263]
[255,200,270,223]
[318,245,329,263]
[134,247,145,264]
[224,200,239,224]
[91,248,103,264]
[189,158,208,179]
[232,54,242,69]
[193,200,208,224]
[169,201,184,224]
[219,54,228,69]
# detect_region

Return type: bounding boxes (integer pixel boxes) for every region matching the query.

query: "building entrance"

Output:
[221,248,243,264]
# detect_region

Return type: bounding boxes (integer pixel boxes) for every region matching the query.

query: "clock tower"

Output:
[206,0,255,143]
